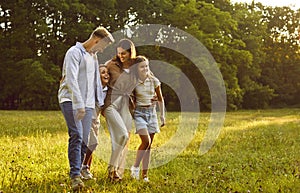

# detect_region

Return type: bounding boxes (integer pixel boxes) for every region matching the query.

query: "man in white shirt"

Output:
[58,26,114,191]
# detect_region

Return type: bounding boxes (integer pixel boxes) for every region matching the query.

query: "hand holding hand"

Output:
[76,108,86,120]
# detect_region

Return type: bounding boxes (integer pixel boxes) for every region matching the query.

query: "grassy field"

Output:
[0,109,299,193]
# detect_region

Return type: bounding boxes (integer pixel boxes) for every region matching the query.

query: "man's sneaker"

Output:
[130,166,140,180]
[71,176,84,191]
[81,165,93,180]
[143,177,149,182]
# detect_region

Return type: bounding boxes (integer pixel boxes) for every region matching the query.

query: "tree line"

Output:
[0,0,299,110]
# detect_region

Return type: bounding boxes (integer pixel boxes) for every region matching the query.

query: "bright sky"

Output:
[231,0,300,10]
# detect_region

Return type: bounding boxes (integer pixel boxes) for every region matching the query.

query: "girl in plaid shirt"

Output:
[130,56,165,182]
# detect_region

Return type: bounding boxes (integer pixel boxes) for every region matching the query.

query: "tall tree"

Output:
[1,0,300,110]
[228,2,275,108]
[0,0,50,108]
[166,0,245,109]
[261,6,300,106]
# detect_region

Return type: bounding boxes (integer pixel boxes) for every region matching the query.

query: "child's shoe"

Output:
[81,165,93,180]
[143,176,149,182]
[130,166,140,180]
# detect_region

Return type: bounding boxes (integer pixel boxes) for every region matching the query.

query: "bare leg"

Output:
[87,153,92,168]
[142,133,155,178]
[83,148,93,167]
[134,129,151,167]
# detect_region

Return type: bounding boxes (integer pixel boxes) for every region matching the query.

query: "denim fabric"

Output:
[134,106,159,134]
[60,102,93,178]
[78,107,93,164]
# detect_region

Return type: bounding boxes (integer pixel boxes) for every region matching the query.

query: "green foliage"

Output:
[1,0,300,110]
[0,110,299,192]
[1,59,59,109]
[260,6,300,106]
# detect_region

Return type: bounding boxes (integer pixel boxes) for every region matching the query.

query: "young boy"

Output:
[81,65,110,180]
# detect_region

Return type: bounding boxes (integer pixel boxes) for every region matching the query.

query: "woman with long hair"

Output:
[102,38,138,181]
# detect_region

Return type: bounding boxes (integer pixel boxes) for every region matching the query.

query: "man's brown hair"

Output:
[92,26,114,43]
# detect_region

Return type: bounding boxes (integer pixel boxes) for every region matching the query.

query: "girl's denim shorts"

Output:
[133,106,160,134]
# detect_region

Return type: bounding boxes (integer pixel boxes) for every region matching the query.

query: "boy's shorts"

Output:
[87,118,100,151]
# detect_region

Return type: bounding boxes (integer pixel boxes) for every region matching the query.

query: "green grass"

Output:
[0,109,299,192]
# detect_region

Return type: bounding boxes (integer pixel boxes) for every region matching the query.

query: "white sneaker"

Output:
[130,166,140,180]
[143,177,149,182]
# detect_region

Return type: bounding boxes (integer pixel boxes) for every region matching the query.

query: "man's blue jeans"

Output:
[59,102,93,178]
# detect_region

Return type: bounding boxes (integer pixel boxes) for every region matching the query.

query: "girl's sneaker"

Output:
[143,177,149,182]
[130,166,140,180]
